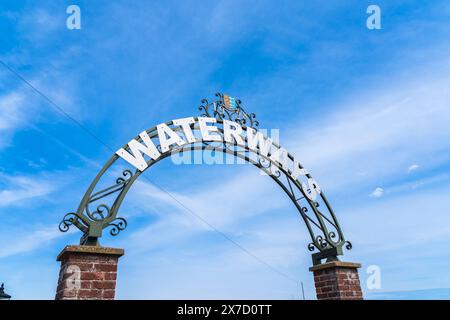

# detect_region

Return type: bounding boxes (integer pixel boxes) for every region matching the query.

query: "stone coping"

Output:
[57,245,125,261]
[309,261,361,272]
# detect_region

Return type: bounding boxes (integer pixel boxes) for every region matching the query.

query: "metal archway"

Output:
[59,93,352,265]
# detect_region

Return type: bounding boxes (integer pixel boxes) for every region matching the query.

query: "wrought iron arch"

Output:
[59,93,352,265]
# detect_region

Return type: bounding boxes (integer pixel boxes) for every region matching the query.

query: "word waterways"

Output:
[116,117,321,200]
[177,304,272,318]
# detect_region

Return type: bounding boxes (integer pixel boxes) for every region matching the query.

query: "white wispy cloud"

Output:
[121,167,295,250]
[18,7,61,43]
[370,187,384,198]
[117,210,309,299]
[408,164,420,173]
[0,91,27,148]
[0,71,80,151]
[285,60,450,196]
[0,168,92,259]
[0,225,66,259]
[0,172,56,207]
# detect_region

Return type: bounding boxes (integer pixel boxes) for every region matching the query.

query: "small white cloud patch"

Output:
[370,187,384,198]
[408,164,419,173]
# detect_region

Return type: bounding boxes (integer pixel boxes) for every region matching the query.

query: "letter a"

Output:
[66,5,81,30]
[366,5,381,30]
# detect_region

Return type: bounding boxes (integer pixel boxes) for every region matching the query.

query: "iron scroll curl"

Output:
[59,93,351,265]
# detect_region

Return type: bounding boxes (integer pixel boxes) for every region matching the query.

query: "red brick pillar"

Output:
[309,261,363,300]
[55,245,124,300]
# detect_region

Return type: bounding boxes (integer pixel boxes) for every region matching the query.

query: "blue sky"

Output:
[1,0,450,299]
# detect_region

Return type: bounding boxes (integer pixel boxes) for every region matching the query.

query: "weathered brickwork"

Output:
[309,261,363,300]
[55,245,124,300]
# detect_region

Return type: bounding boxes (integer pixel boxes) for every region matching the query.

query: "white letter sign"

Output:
[116,131,161,171]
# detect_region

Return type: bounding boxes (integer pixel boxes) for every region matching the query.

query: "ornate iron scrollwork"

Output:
[199,92,259,128]
[58,169,133,245]
[106,217,127,236]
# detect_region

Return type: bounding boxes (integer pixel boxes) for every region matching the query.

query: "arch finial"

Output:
[199,92,259,128]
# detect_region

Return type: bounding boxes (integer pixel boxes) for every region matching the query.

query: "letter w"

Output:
[116,131,161,171]
[247,127,273,156]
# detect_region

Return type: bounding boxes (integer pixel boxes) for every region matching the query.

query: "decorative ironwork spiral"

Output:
[315,235,328,248]
[59,212,78,232]
[256,156,281,178]
[107,218,127,236]
[116,169,133,184]
[326,231,341,247]
[86,204,111,221]
[345,241,353,250]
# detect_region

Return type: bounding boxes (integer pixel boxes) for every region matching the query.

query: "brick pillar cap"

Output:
[57,245,125,261]
[309,261,361,272]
